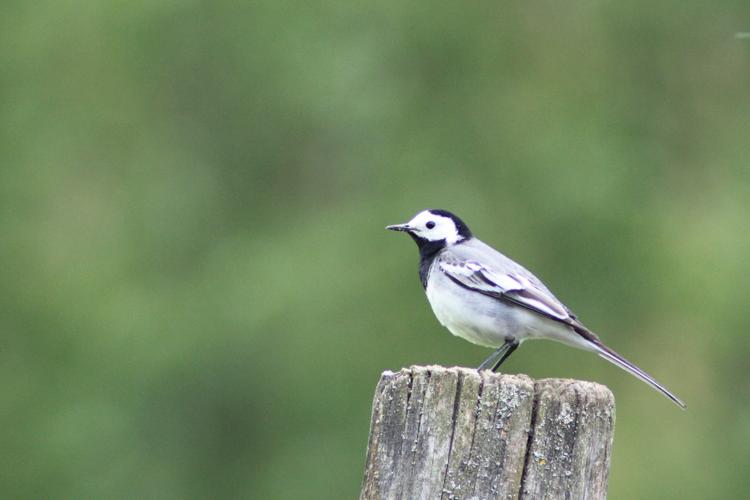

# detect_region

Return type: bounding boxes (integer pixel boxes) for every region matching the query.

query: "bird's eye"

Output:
[426,221,436,229]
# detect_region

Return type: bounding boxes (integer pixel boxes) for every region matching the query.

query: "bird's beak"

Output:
[386,223,411,232]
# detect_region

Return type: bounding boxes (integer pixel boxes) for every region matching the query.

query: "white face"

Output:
[404,210,463,244]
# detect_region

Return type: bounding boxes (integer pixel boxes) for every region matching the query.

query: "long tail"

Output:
[590,339,687,409]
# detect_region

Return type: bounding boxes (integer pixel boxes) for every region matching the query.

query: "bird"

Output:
[386,208,686,409]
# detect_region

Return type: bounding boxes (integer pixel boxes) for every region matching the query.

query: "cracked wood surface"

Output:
[360,366,615,500]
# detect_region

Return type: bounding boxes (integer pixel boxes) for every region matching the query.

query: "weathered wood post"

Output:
[360,366,615,500]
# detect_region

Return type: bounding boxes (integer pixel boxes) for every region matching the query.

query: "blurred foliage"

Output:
[2,1,750,498]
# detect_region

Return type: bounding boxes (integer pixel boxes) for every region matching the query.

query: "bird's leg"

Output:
[477,339,519,372]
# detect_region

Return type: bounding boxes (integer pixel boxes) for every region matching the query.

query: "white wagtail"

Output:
[387,209,686,409]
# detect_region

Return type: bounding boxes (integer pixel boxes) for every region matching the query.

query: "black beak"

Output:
[386,223,411,232]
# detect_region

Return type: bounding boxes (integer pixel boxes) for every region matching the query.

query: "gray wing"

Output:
[442,240,685,409]
[449,239,561,297]
[438,240,597,339]
[437,250,573,322]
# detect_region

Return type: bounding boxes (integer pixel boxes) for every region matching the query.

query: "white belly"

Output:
[425,268,593,351]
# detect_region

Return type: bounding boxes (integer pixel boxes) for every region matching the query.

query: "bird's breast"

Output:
[424,265,591,350]
[425,268,517,348]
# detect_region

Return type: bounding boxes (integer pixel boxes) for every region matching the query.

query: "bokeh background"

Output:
[2,1,750,498]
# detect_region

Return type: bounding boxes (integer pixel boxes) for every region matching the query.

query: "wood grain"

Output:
[360,366,615,500]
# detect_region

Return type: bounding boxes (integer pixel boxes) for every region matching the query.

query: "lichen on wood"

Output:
[360,366,615,500]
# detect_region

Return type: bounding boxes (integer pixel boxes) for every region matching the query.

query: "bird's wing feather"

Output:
[437,244,685,408]
[437,251,571,322]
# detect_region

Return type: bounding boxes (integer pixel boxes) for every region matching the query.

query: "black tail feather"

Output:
[591,340,687,409]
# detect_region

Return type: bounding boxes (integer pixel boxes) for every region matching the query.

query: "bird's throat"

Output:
[413,236,445,289]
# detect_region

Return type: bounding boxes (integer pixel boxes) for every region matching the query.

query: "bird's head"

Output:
[386,209,472,248]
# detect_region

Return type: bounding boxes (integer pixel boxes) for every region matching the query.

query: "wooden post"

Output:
[360,366,615,500]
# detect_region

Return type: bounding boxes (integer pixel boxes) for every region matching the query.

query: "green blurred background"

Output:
[2,1,750,498]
